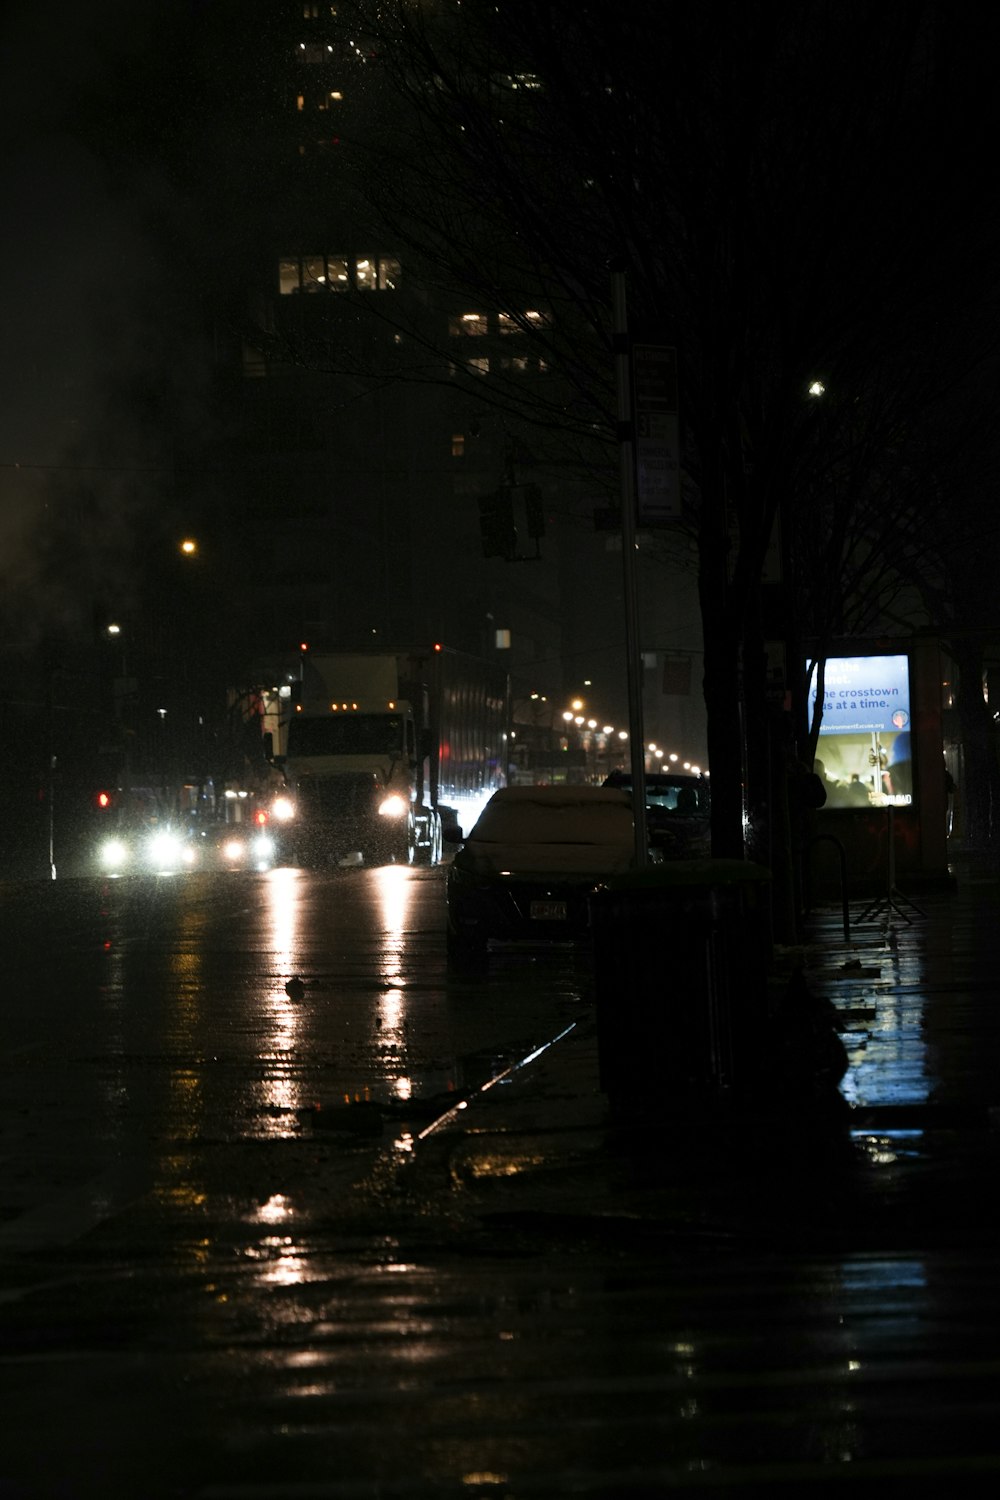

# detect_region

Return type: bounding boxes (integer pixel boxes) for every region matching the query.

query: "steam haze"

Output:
[0,1,202,640]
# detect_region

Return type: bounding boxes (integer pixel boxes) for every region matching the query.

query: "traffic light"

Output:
[478,488,517,560]
[94,790,114,811]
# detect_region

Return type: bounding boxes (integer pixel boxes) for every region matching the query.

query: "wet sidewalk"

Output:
[410,859,1000,1254]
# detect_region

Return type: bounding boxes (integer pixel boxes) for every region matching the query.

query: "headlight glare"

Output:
[148,830,182,868]
[99,839,128,870]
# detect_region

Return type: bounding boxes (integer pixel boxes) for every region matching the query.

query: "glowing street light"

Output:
[179,538,198,556]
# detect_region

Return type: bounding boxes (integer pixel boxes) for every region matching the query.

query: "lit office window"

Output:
[449,313,488,336]
[278,259,301,295]
[301,255,328,291]
[279,255,397,294]
[327,255,349,287]
[355,256,401,290]
[498,310,552,335]
[498,355,549,375]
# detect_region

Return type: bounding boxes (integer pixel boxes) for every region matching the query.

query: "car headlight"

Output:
[378,794,409,819]
[147,830,183,869]
[99,838,129,870]
[222,838,245,862]
[251,834,275,860]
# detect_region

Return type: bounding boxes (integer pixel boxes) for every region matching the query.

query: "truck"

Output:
[263,645,511,867]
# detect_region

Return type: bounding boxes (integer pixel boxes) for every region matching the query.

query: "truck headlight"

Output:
[378,794,409,819]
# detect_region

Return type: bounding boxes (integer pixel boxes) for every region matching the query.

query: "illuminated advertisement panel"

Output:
[807,653,913,809]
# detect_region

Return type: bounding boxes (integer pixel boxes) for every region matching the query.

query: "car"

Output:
[96,821,202,877]
[445,785,636,961]
[602,769,711,860]
[190,821,279,872]
[96,819,278,877]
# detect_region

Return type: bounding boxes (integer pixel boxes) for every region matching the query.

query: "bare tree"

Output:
[276,1,999,863]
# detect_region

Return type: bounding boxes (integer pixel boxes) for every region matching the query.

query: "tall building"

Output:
[157,1,705,768]
[181,6,560,706]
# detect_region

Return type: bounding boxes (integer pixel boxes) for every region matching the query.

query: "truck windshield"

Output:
[287,714,405,757]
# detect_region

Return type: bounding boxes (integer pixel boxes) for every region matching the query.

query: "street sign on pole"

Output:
[632,343,680,523]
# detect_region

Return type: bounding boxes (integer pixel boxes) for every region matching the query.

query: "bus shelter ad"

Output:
[808,654,913,809]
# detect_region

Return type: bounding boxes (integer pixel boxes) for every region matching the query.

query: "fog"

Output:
[0,1,197,639]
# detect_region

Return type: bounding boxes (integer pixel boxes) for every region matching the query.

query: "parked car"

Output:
[602,770,711,860]
[445,785,635,961]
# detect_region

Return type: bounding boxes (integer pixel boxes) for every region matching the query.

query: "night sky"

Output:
[0,2,194,640]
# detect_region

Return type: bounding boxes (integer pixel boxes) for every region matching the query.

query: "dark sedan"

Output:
[445,785,635,962]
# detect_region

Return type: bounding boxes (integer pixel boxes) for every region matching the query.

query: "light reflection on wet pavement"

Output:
[3,861,1000,1495]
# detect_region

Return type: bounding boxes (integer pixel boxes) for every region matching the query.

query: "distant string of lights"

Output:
[517,690,707,775]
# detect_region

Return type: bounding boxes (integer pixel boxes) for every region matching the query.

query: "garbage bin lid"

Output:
[596,858,771,893]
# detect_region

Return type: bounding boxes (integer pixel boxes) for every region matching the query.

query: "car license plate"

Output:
[531,899,567,921]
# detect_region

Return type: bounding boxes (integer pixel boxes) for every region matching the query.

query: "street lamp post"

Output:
[106,623,133,796]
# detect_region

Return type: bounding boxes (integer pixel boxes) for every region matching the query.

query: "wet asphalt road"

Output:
[0,865,590,1241]
[0,863,599,1498]
[4,861,1000,1497]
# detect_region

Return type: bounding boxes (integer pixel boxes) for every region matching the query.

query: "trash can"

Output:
[588,859,772,1106]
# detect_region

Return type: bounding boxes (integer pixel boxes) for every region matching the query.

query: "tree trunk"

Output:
[701,605,746,859]
[698,446,747,861]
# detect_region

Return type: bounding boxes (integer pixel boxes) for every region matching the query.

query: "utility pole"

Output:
[611,262,649,867]
[46,681,57,880]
